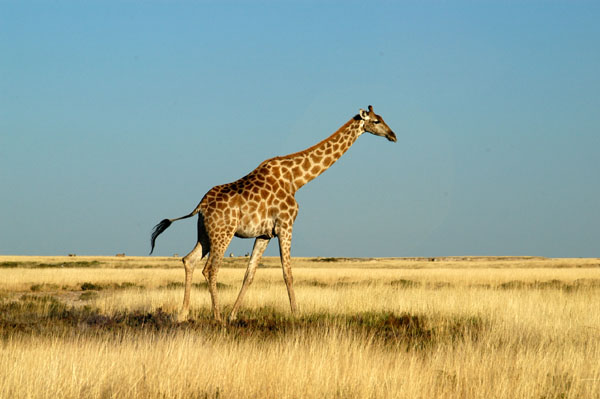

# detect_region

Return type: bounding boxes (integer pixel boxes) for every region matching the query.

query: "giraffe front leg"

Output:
[278,227,298,315]
[179,242,203,322]
[229,237,270,322]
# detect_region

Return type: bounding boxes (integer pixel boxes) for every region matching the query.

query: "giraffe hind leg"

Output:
[179,242,204,322]
[203,228,234,323]
[178,214,210,322]
[204,245,227,322]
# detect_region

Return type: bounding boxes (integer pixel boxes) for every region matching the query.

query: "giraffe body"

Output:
[150,106,396,322]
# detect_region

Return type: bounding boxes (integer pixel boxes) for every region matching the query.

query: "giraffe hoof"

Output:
[176,311,190,323]
[213,312,223,324]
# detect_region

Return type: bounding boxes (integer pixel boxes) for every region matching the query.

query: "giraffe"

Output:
[150,105,396,322]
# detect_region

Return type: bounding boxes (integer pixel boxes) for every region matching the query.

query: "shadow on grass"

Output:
[80,282,145,291]
[163,281,231,290]
[0,296,485,349]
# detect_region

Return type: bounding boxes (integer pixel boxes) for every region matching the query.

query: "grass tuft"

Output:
[81,282,104,291]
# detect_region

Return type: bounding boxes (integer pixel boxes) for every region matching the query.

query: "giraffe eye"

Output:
[373,120,381,124]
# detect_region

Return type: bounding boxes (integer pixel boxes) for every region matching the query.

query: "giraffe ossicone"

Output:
[150,105,396,322]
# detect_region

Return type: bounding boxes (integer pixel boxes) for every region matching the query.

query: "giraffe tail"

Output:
[149,207,200,255]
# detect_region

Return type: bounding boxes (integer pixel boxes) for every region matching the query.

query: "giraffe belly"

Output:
[234,219,275,239]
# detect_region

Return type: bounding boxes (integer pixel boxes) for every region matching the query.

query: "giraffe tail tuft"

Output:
[150,219,172,255]
[150,206,201,255]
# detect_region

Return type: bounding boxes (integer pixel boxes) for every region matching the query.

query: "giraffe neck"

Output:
[276,116,364,192]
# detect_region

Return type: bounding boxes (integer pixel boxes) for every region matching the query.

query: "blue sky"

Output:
[1,1,599,257]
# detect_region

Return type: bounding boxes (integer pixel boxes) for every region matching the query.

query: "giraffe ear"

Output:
[359,108,370,120]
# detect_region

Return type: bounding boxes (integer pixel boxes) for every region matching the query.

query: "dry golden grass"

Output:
[1,256,599,398]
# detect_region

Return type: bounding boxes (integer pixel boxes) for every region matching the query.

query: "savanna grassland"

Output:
[1,255,600,398]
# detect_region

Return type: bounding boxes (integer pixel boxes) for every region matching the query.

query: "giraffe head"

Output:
[359,105,397,142]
